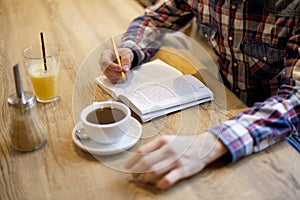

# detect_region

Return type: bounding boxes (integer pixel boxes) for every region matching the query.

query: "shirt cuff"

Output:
[208,120,254,162]
[120,40,145,66]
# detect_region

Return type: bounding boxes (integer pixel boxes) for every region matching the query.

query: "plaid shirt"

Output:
[120,0,300,161]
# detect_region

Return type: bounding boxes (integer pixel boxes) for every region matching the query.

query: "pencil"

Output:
[110,36,126,81]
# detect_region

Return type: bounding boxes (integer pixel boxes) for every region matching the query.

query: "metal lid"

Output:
[7,92,36,109]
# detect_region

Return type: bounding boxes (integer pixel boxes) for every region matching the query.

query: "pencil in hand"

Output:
[110,36,126,81]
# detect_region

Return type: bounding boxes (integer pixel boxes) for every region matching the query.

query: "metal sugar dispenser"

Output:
[7,64,47,151]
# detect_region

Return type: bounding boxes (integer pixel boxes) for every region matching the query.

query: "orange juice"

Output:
[23,44,60,103]
[28,62,60,103]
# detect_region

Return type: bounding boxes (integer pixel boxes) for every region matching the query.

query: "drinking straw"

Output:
[110,36,126,81]
[40,32,47,71]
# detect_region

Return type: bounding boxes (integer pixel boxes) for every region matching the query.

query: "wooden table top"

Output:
[1,1,299,200]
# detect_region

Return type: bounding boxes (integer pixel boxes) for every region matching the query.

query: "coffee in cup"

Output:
[86,107,126,125]
[80,101,131,144]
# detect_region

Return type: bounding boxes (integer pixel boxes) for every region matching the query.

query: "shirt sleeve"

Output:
[119,0,194,66]
[209,30,300,162]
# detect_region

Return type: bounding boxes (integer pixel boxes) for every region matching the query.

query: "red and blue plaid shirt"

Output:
[120,0,300,161]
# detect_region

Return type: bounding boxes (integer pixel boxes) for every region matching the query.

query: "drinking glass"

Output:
[23,44,60,103]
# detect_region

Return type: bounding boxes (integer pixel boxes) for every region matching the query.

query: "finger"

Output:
[119,50,133,72]
[124,151,143,170]
[124,136,169,169]
[100,50,123,72]
[139,136,169,153]
[123,65,130,72]
[155,168,184,190]
[139,158,176,184]
[102,62,123,73]
[103,66,123,77]
[103,70,123,83]
[129,148,171,175]
[99,50,115,69]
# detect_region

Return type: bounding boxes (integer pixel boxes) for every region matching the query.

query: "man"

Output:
[99,0,300,189]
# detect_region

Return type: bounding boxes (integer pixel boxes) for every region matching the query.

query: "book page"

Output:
[127,74,213,114]
[95,59,182,98]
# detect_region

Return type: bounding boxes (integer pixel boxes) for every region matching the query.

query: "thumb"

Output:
[120,49,133,72]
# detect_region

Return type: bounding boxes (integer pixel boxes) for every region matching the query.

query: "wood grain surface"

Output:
[1,1,300,200]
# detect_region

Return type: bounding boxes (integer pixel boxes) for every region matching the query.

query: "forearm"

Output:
[120,0,194,65]
[209,84,300,161]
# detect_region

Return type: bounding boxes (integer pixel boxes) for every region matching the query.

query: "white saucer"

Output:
[72,117,142,155]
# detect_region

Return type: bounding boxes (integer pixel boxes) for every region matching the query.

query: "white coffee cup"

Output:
[80,101,131,144]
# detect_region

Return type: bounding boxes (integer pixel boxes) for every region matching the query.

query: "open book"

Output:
[95,59,214,122]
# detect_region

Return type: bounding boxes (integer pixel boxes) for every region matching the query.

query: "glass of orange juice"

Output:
[23,45,60,103]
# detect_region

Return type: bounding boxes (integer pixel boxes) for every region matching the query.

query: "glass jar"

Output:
[7,92,47,151]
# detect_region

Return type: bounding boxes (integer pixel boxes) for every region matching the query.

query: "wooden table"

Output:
[1,1,299,200]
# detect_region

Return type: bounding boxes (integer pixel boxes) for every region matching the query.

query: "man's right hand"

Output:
[99,47,133,83]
